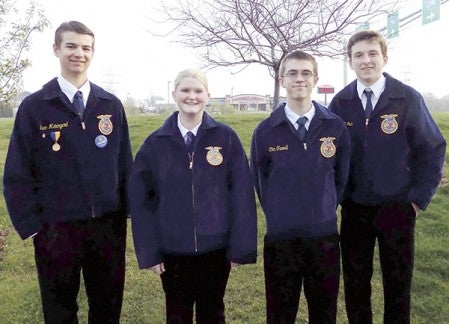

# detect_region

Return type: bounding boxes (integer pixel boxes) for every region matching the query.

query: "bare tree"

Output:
[154,0,399,108]
[0,0,48,108]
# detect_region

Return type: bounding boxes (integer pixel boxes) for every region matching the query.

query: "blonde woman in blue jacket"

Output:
[129,68,257,323]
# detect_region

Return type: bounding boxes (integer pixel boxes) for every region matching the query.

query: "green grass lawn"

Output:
[0,112,448,323]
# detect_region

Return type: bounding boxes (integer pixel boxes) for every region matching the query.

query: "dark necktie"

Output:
[296,116,308,142]
[185,131,195,153]
[364,88,373,118]
[73,91,85,118]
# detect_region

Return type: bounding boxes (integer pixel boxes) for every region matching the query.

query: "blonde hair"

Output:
[173,68,209,92]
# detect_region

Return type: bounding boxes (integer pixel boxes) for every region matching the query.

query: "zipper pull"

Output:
[303,143,307,150]
[188,152,194,169]
[365,118,369,126]
[81,121,86,130]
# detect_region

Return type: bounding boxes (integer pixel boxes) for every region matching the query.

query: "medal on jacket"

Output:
[97,115,113,135]
[205,146,223,166]
[95,135,108,148]
[50,131,61,151]
[380,114,398,134]
[319,137,336,158]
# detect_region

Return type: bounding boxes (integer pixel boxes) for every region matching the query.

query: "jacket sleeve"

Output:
[3,105,42,239]
[335,124,351,204]
[129,140,163,269]
[227,130,257,264]
[117,102,133,217]
[406,93,446,210]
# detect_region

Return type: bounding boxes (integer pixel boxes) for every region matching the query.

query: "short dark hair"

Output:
[54,21,95,48]
[279,50,318,76]
[347,30,388,59]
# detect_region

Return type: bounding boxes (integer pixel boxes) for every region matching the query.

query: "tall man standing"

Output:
[329,30,446,324]
[3,21,132,323]
[251,50,350,323]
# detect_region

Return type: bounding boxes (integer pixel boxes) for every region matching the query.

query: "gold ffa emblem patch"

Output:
[97,115,113,135]
[380,114,398,134]
[205,146,223,166]
[320,137,336,158]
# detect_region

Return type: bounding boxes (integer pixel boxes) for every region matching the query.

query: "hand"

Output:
[149,262,165,275]
[231,262,241,268]
[411,202,420,214]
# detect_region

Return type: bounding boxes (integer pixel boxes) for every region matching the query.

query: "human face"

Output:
[53,31,94,80]
[172,77,210,118]
[280,59,318,102]
[349,39,387,86]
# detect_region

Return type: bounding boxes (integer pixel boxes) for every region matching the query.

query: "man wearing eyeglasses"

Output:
[251,50,351,323]
[328,30,446,324]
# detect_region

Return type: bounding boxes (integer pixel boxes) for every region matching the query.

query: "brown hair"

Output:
[347,30,387,59]
[279,50,318,76]
[54,21,95,49]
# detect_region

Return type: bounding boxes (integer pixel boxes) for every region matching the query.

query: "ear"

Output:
[53,44,59,57]
[279,76,286,89]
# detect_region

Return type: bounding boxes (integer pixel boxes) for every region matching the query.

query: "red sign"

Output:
[318,85,334,94]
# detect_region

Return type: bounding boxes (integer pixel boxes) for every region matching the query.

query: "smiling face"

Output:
[349,39,388,86]
[53,31,94,82]
[172,76,210,119]
[280,58,318,103]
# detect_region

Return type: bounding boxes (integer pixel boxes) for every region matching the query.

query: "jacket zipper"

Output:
[188,152,198,252]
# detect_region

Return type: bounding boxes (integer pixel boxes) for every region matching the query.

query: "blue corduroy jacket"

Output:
[3,78,133,239]
[251,101,351,239]
[129,112,257,269]
[328,73,446,209]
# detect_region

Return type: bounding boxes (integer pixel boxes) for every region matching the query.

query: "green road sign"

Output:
[422,0,440,25]
[387,12,399,38]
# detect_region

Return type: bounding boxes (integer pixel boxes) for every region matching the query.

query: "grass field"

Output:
[0,112,448,323]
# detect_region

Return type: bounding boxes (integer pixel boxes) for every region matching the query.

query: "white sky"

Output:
[21,0,449,102]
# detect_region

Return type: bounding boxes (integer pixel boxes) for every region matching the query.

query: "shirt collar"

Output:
[177,114,201,138]
[284,103,316,129]
[57,76,91,104]
[356,74,386,101]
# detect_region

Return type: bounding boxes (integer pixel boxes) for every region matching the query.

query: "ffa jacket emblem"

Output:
[319,137,336,158]
[205,146,223,166]
[97,115,113,135]
[380,114,398,134]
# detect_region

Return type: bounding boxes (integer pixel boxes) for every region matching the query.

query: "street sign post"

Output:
[388,12,399,38]
[318,85,335,106]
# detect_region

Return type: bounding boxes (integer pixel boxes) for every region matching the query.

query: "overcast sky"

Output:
[21,0,449,102]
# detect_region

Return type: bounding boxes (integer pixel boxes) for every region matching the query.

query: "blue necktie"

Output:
[296,116,308,142]
[364,88,373,118]
[73,91,85,118]
[185,131,195,153]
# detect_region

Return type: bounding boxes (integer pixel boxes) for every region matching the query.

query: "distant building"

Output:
[210,94,286,112]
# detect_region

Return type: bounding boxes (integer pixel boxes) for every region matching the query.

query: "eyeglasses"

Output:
[282,70,315,79]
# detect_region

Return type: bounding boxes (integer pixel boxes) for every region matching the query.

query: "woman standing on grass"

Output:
[129,68,257,323]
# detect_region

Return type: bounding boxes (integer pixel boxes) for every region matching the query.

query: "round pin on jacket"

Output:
[95,135,108,148]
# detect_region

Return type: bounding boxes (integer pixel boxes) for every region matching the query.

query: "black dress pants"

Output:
[33,214,127,324]
[340,200,416,324]
[161,249,231,324]
[264,233,340,324]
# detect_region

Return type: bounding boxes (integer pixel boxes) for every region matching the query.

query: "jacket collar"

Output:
[269,100,336,128]
[41,77,115,103]
[339,73,406,101]
[157,111,219,137]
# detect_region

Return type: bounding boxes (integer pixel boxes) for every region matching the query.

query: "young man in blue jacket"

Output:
[3,21,132,323]
[328,30,446,324]
[251,50,351,323]
[129,68,257,323]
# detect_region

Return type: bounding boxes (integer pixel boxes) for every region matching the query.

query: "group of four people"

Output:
[3,21,446,324]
